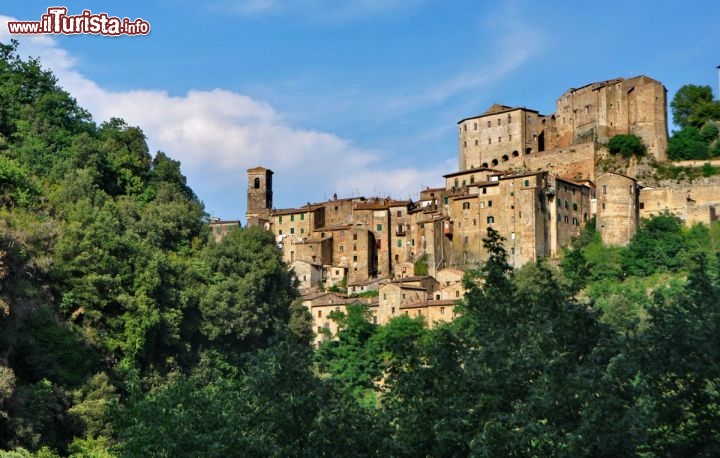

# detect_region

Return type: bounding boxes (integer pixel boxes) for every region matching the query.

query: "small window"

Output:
[301,228,305,234]
[455,290,460,298]
[488,138,492,144]
[603,185,607,195]
[301,214,305,220]
[497,119,501,126]
[279,229,283,235]
[353,244,357,251]
[444,197,449,205]
[487,216,495,224]
[377,224,383,231]
[353,255,357,262]
[462,202,470,210]
[524,179,530,187]
[488,200,493,207]
[339,245,344,252]
[440,307,445,314]
[397,239,402,248]
[470,175,475,184]
[498,136,501,143]
[573,203,578,211]
[482,188,487,195]
[353,233,358,240]
[253,177,260,189]
[290,227,295,234]
[487,120,491,127]
[279,216,283,223]
[318,310,322,318]
[290,214,295,221]
[397,210,402,217]
[473,123,477,130]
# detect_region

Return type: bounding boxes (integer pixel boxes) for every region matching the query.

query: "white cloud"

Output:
[0,15,444,218]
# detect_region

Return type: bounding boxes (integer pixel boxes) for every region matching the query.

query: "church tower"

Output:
[246,167,273,227]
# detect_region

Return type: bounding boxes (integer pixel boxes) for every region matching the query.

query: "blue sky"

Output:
[2,1,719,220]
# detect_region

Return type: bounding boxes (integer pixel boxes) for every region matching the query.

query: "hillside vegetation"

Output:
[0,41,719,456]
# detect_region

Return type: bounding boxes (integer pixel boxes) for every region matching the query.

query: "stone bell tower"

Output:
[246,166,273,227]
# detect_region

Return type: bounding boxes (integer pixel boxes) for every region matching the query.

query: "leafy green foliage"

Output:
[671,84,720,129]
[607,133,646,158]
[668,126,713,160]
[413,252,429,276]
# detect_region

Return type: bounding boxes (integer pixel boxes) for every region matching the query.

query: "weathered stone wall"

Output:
[523,143,596,180]
[640,181,720,225]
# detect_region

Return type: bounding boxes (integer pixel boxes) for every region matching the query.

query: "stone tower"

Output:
[246,167,273,227]
[596,172,639,246]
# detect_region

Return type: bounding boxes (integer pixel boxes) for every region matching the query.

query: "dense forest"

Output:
[0,40,720,456]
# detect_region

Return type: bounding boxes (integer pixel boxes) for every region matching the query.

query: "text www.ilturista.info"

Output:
[8,7,150,36]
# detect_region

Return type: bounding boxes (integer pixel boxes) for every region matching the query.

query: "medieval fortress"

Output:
[212,75,720,341]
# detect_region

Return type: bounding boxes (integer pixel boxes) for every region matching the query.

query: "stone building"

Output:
[207,218,241,242]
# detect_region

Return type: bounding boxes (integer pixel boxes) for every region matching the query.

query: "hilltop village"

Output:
[212,75,720,342]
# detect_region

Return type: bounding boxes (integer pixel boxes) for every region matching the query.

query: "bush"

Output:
[607,134,646,158]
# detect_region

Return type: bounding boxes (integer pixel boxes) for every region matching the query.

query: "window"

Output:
[444,197,449,205]
[301,228,305,234]
[487,216,495,224]
[509,134,512,141]
[524,179,530,187]
[564,200,568,209]
[473,123,477,130]
[498,136,501,143]
[497,119,501,126]
[488,200,493,207]
[639,202,645,210]
[603,185,607,195]
[475,139,478,146]
[488,138,492,144]
[383,293,387,300]
[317,326,322,333]
[397,239,402,248]
[463,141,467,147]
[290,214,295,221]
[353,244,357,251]
[454,178,459,188]
[391,307,395,314]
[440,307,445,315]
[573,203,578,211]
[376,224,383,231]
[335,269,339,275]
[519,211,522,218]
[470,175,475,184]
[482,188,487,195]
[278,215,283,223]
[353,233,357,240]
[253,177,260,189]
[419,223,425,229]
[279,229,283,235]
[301,214,305,220]
[487,120,491,127]
[373,316,377,324]
[339,245,344,252]
[318,310,322,318]
[353,255,357,262]
[397,210,402,217]
[290,227,295,234]
[473,219,477,226]
[602,203,606,210]
[455,290,460,298]
[564,215,569,223]
[462,202,470,210]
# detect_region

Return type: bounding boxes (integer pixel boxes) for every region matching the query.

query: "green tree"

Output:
[668,126,710,160]
[622,212,687,276]
[671,84,720,129]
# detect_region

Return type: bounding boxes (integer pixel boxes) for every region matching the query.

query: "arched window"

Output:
[253,177,260,189]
